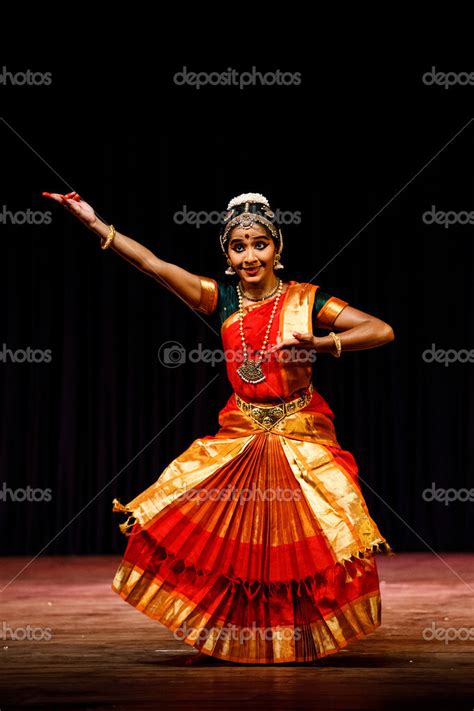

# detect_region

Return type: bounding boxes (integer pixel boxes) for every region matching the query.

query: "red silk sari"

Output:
[112,281,393,664]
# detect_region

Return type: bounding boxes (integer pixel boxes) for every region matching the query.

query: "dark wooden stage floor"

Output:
[0,553,473,710]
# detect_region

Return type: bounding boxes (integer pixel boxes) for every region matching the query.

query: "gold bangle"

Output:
[101,224,116,250]
[329,331,342,358]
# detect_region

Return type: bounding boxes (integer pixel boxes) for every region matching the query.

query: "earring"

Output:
[273,253,284,270]
[225,258,236,275]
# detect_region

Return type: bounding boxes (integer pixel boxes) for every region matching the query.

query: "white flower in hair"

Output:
[227,193,269,210]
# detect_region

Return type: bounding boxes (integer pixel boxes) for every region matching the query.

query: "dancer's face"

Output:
[227,225,277,285]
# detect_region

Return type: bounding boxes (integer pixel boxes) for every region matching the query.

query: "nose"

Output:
[243,247,259,265]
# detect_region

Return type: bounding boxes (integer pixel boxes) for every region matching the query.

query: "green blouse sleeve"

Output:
[215,281,239,327]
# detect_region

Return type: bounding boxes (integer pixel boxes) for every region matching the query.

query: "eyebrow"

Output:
[229,234,271,244]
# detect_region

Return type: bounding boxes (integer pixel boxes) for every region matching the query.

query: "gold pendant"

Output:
[237,360,266,384]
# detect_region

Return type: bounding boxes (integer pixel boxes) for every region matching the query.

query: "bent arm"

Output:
[315,304,395,353]
[90,218,201,308]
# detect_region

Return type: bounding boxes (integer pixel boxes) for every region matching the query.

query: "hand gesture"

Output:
[269,331,317,352]
[42,191,97,229]
[267,331,318,364]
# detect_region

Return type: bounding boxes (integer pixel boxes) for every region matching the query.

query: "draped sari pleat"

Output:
[112,281,393,663]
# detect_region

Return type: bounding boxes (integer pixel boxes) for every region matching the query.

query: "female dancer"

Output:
[42,189,395,665]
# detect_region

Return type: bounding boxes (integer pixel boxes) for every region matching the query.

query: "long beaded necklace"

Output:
[235,278,283,384]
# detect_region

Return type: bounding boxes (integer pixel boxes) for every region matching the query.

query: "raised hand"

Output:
[41,191,97,229]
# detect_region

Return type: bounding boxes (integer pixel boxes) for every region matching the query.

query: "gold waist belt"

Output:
[234,383,314,431]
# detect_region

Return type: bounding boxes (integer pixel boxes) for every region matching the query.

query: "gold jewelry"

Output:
[273,253,284,270]
[101,224,116,250]
[236,278,283,383]
[235,383,314,431]
[219,194,284,268]
[329,331,342,358]
[220,207,280,249]
[239,278,279,302]
[225,258,236,275]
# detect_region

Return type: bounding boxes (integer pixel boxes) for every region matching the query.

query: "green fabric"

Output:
[216,281,239,327]
[312,289,332,330]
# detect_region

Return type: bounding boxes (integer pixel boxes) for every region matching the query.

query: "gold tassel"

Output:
[118,514,137,536]
[112,498,137,536]
[112,497,130,513]
[341,540,396,567]
[344,566,354,583]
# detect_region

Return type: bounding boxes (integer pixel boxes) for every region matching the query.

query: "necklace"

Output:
[236,278,283,384]
[239,278,280,302]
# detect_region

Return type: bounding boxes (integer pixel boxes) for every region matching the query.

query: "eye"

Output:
[232,240,269,252]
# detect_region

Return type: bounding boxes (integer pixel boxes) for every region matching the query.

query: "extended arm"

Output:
[90,217,202,309]
[41,191,202,310]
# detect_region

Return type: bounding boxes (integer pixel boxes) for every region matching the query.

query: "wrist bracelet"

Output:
[329,331,342,358]
[101,224,116,250]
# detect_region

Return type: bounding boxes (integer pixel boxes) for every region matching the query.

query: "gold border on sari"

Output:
[112,559,382,663]
[279,436,391,562]
[277,282,317,394]
[112,434,254,534]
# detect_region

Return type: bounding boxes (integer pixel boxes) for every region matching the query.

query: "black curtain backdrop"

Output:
[1,48,473,557]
